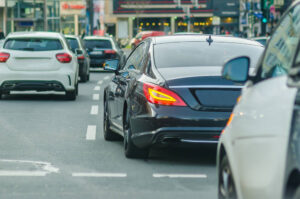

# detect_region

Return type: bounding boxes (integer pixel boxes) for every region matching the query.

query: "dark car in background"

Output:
[83,36,126,71]
[65,35,90,82]
[103,35,264,159]
[130,31,165,50]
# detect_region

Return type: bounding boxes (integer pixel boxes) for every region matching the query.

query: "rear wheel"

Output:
[293,185,300,199]
[219,155,237,199]
[103,99,121,141]
[81,73,88,82]
[123,108,149,159]
[65,83,77,100]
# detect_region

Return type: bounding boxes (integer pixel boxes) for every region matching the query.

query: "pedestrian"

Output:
[81,30,86,39]
[0,29,5,40]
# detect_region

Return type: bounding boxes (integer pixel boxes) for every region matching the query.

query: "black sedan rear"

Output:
[103,35,264,158]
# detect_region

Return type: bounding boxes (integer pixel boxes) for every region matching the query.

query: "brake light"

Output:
[0,52,10,63]
[222,113,234,134]
[77,55,85,60]
[143,83,186,106]
[104,50,116,54]
[56,53,72,63]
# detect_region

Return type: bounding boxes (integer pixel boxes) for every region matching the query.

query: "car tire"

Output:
[65,83,77,100]
[293,185,300,199]
[103,99,121,141]
[218,155,237,199]
[87,73,90,81]
[124,108,149,159]
[81,73,88,82]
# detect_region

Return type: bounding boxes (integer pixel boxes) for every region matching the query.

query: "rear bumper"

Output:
[1,80,65,92]
[130,104,230,148]
[90,58,106,68]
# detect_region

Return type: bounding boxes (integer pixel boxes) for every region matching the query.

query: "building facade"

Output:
[111,0,240,39]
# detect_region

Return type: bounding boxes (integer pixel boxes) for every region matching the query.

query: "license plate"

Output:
[91,51,103,55]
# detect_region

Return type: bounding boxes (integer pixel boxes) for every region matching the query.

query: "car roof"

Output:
[64,35,79,39]
[83,36,111,40]
[7,31,64,39]
[151,35,263,47]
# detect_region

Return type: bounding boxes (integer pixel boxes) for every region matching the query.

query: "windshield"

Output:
[66,38,79,52]
[154,42,263,68]
[4,38,63,51]
[84,39,112,50]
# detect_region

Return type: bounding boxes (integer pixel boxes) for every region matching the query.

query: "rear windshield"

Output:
[4,38,63,51]
[66,38,79,52]
[154,42,264,68]
[84,39,112,50]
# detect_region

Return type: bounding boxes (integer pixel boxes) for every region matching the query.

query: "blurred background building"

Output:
[0,0,296,38]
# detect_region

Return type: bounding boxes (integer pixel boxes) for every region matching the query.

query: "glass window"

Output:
[154,42,263,69]
[124,43,147,71]
[259,5,300,80]
[84,39,112,50]
[4,38,63,51]
[66,38,79,52]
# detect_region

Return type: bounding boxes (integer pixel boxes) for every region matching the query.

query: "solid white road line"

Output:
[0,170,47,177]
[97,80,103,84]
[86,125,96,140]
[72,172,127,177]
[152,173,207,179]
[93,94,100,100]
[90,105,99,115]
[94,86,101,91]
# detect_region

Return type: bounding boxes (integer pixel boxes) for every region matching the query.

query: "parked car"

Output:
[102,35,264,158]
[0,39,4,48]
[65,35,90,82]
[251,36,269,46]
[83,36,126,70]
[217,2,300,198]
[0,32,79,100]
[130,31,165,50]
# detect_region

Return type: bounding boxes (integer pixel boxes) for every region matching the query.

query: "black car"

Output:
[65,35,90,82]
[103,35,264,158]
[285,93,300,199]
[83,36,126,70]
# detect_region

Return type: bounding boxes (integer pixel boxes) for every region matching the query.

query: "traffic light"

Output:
[262,18,268,23]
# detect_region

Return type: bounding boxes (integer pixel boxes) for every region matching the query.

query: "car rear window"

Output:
[66,38,79,52]
[84,39,112,50]
[154,42,264,68]
[4,38,63,51]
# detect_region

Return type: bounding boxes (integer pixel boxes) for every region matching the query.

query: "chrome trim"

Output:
[169,85,244,89]
[180,139,219,144]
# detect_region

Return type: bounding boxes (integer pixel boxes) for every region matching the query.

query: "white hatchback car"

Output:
[0,32,79,100]
[217,1,300,199]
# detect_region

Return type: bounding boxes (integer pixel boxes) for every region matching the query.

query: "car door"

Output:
[229,5,300,198]
[112,42,148,131]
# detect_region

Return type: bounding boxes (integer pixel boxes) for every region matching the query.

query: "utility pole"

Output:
[44,0,48,31]
[4,0,7,35]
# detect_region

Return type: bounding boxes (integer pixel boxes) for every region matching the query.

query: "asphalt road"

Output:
[0,72,217,199]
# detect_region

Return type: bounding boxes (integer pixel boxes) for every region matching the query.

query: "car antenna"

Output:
[206,35,213,46]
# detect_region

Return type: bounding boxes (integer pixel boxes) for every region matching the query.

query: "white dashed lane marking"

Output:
[72,173,127,178]
[86,125,96,140]
[97,80,103,84]
[93,94,100,101]
[0,171,47,177]
[94,86,101,91]
[104,76,109,80]
[90,105,99,115]
[152,173,207,179]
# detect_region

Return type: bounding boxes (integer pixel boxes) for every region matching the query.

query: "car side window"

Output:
[258,5,300,81]
[124,43,146,71]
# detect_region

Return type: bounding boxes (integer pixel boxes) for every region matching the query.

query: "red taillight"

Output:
[77,55,85,60]
[0,52,10,63]
[56,53,72,63]
[104,50,116,54]
[143,83,186,106]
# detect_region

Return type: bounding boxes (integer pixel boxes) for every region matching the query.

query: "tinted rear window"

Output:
[66,38,79,52]
[4,38,63,51]
[84,39,112,50]
[154,42,263,68]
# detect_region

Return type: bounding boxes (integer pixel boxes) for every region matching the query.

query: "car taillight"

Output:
[104,50,116,54]
[0,52,10,63]
[56,53,72,63]
[77,55,85,60]
[143,83,186,106]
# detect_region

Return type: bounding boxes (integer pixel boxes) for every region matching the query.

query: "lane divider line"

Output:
[90,105,99,115]
[104,76,109,80]
[86,125,96,140]
[72,172,127,177]
[93,94,100,101]
[0,170,47,177]
[152,173,207,179]
[94,86,101,91]
[97,80,103,84]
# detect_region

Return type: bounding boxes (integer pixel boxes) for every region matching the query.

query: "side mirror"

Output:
[222,56,250,83]
[104,59,119,72]
[75,48,83,55]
